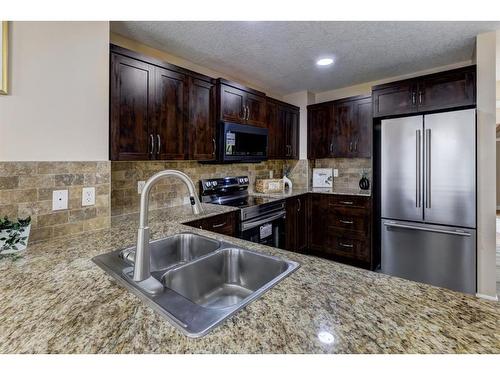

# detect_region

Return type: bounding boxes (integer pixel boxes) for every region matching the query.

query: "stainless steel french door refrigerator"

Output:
[381,109,476,294]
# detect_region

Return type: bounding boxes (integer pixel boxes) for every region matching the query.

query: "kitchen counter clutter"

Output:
[251,187,371,200]
[0,203,498,354]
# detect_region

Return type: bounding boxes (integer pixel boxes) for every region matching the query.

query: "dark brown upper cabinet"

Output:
[154,66,187,160]
[110,45,215,161]
[372,65,476,118]
[307,95,372,159]
[307,102,334,159]
[216,79,267,128]
[187,77,216,161]
[332,95,372,158]
[267,98,300,160]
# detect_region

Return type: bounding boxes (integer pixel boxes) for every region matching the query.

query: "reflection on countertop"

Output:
[0,203,498,354]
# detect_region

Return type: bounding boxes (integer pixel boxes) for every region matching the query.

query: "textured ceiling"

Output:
[111,21,500,96]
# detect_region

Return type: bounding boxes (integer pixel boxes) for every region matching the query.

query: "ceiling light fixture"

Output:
[316,58,334,66]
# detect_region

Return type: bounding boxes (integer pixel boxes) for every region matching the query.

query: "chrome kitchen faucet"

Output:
[133,170,204,294]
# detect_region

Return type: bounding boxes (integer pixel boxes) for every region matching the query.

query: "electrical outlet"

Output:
[82,187,95,206]
[333,169,339,178]
[52,190,68,211]
[137,181,146,194]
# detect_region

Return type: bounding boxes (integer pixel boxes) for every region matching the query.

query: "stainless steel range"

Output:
[200,176,286,248]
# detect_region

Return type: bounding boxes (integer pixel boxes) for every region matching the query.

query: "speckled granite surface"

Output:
[0,203,498,354]
[252,187,371,200]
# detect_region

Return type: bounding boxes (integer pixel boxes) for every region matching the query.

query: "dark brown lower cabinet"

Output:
[285,195,308,253]
[185,211,238,237]
[308,193,372,269]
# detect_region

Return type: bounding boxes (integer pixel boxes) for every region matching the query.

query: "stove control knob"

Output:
[205,182,211,188]
[244,178,249,183]
[213,181,217,186]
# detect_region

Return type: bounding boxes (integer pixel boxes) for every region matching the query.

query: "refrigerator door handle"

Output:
[416,129,421,207]
[383,221,471,237]
[425,128,431,209]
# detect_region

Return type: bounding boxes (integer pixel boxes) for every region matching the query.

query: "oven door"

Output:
[219,122,268,162]
[240,210,286,248]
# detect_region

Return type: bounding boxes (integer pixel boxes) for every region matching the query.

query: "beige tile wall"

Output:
[0,162,111,243]
[314,158,372,190]
[111,160,288,216]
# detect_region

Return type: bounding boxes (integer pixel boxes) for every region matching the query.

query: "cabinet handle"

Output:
[212,222,227,228]
[339,201,353,205]
[418,91,423,105]
[329,143,334,154]
[297,198,301,212]
[339,219,354,224]
[246,105,250,120]
[349,142,353,152]
[411,92,416,105]
[156,134,161,155]
[339,242,354,249]
[354,141,357,152]
[149,134,155,156]
[212,138,216,157]
[242,106,246,121]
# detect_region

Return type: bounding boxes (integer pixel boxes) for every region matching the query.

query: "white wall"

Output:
[282,90,315,159]
[476,31,498,300]
[0,22,109,161]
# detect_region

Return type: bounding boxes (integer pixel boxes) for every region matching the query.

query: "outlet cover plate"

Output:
[52,190,68,211]
[82,187,95,207]
[137,181,146,194]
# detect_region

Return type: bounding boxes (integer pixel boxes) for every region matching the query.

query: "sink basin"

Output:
[163,248,290,309]
[92,232,299,337]
[121,233,220,272]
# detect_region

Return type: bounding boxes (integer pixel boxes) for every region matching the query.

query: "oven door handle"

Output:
[241,211,286,231]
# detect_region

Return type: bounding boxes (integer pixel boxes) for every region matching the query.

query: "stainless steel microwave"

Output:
[217,122,268,163]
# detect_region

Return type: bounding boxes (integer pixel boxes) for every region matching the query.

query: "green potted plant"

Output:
[0,216,31,254]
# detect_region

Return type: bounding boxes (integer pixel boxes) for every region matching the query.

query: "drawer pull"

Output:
[338,242,354,248]
[339,219,354,224]
[212,222,227,228]
[339,201,353,205]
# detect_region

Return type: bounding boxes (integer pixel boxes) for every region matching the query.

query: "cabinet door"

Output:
[332,101,352,157]
[308,194,331,251]
[110,53,154,161]
[219,84,245,124]
[285,108,299,159]
[285,198,298,251]
[246,92,267,127]
[296,195,308,252]
[372,80,417,118]
[154,66,187,160]
[266,100,280,159]
[350,97,372,158]
[188,78,216,160]
[307,104,333,159]
[417,67,476,112]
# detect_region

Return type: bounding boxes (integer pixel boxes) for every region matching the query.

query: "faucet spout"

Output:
[133,170,204,294]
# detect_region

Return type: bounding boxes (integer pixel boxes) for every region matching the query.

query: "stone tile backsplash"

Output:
[111,160,288,216]
[0,158,370,245]
[0,162,111,243]
[313,158,372,190]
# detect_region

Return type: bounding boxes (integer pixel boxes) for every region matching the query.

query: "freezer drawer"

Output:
[381,219,476,294]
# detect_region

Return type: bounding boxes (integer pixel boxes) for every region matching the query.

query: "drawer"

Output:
[330,207,369,234]
[186,212,237,237]
[326,228,370,262]
[330,195,370,209]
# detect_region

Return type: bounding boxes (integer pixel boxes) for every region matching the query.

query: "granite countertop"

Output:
[0,203,498,354]
[251,187,371,200]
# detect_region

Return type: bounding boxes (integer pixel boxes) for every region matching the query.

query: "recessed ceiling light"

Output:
[316,58,334,66]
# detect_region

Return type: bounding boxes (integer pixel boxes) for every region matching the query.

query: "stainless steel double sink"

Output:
[92,233,299,337]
